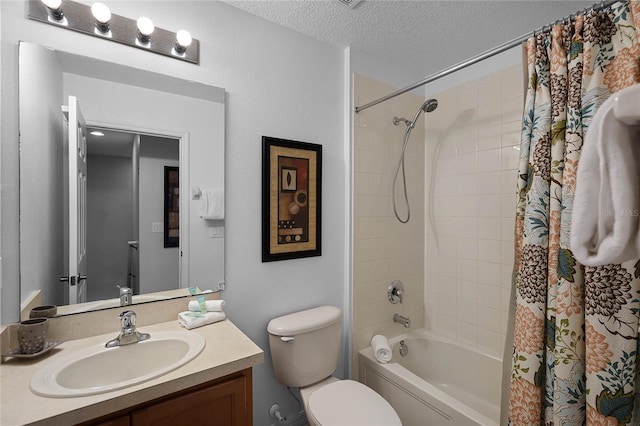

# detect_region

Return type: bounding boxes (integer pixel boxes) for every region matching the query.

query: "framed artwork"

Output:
[262,136,322,262]
[164,166,179,248]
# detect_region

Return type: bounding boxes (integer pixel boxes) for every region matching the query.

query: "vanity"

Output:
[1,36,256,425]
[1,304,263,425]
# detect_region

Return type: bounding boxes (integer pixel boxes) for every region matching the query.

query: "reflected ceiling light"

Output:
[29,0,199,64]
[90,131,105,137]
[40,0,64,21]
[174,30,192,55]
[136,16,154,44]
[91,3,111,34]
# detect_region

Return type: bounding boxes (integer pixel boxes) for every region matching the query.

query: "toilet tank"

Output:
[267,306,342,388]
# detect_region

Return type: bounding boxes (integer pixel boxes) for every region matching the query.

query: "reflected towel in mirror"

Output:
[199,188,224,220]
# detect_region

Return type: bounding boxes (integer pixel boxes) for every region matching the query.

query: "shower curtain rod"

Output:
[354,0,619,113]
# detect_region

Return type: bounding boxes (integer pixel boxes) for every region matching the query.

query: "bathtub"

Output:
[358,329,501,426]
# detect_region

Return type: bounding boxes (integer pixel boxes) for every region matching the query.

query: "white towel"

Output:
[371,335,392,364]
[188,299,226,312]
[571,90,640,266]
[199,189,224,220]
[178,311,226,330]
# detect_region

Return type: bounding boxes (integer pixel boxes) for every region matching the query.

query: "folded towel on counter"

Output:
[371,335,392,364]
[178,311,226,330]
[570,88,640,266]
[188,299,226,312]
[199,189,224,220]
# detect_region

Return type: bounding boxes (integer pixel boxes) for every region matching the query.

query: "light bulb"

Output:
[41,0,61,9]
[91,3,110,24]
[174,30,192,54]
[91,3,111,33]
[176,30,192,48]
[41,0,64,20]
[138,16,155,37]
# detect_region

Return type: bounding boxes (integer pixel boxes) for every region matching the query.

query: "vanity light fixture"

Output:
[91,2,111,35]
[28,0,199,64]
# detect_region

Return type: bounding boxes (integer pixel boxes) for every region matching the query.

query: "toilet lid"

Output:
[308,380,401,426]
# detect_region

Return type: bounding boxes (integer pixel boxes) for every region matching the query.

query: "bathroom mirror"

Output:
[18,42,225,319]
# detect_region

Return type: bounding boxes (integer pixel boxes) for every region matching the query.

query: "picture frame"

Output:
[164,166,179,248]
[262,136,322,262]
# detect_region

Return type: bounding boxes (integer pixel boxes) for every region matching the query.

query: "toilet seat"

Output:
[307,380,401,426]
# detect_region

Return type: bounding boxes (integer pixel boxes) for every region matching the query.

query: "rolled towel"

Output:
[371,335,392,364]
[178,311,226,330]
[188,299,226,312]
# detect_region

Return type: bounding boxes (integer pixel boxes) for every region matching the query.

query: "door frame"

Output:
[84,119,191,290]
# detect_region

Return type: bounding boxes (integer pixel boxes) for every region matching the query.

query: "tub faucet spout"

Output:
[393,313,411,328]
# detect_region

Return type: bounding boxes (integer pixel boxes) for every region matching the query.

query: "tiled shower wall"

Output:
[352,64,523,372]
[352,74,426,377]
[425,64,524,357]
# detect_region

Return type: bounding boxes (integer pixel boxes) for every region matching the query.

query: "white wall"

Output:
[86,154,133,301]
[18,42,66,309]
[1,2,346,425]
[139,136,180,295]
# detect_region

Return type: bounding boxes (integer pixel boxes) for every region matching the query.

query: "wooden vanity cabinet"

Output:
[88,368,252,426]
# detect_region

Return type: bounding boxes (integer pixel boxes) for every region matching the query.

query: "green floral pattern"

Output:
[509,2,640,424]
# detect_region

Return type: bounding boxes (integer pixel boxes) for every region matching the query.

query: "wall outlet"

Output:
[152,222,163,233]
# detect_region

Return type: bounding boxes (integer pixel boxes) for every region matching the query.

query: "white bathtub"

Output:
[358,329,501,426]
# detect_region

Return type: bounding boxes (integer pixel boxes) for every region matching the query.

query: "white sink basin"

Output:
[30,330,205,398]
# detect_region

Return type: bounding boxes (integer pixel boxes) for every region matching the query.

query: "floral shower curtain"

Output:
[509,1,640,424]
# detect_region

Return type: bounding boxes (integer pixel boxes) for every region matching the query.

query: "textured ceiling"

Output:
[222,0,597,76]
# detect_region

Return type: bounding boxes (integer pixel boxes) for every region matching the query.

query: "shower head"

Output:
[408,98,438,128]
[421,99,438,113]
[392,99,439,129]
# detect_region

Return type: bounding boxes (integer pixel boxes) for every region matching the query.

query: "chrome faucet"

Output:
[387,280,405,304]
[105,310,150,348]
[393,313,411,328]
[117,285,133,306]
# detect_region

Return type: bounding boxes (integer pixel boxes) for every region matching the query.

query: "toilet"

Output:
[267,306,401,426]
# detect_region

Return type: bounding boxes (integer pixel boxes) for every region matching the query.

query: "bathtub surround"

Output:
[425,64,524,356]
[509,4,640,424]
[352,74,426,377]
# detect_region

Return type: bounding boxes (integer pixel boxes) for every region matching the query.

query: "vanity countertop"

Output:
[0,319,264,426]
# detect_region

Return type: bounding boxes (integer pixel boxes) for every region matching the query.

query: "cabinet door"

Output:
[131,375,250,426]
[92,415,130,426]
